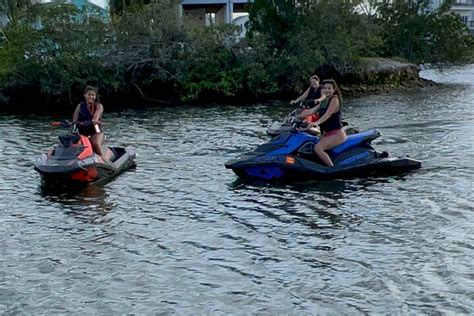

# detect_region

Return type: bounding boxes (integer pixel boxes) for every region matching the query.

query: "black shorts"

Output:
[78,122,102,136]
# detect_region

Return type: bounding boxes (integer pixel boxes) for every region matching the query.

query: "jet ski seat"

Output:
[330,129,380,154]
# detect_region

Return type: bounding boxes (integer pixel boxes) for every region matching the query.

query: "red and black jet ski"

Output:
[34,122,136,184]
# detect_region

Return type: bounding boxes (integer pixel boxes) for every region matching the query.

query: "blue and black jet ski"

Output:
[225,129,421,181]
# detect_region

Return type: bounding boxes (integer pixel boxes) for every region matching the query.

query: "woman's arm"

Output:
[313,93,326,104]
[72,104,80,123]
[93,103,103,122]
[315,97,339,125]
[291,87,310,104]
[295,103,321,119]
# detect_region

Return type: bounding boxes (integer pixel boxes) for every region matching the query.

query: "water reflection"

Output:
[39,183,115,222]
[226,179,364,243]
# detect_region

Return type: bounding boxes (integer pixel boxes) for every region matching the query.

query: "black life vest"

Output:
[306,86,322,102]
[77,102,102,136]
[78,101,96,123]
[318,95,343,133]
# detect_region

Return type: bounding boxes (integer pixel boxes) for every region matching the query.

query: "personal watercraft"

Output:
[267,102,359,137]
[225,129,421,182]
[34,122,136,184]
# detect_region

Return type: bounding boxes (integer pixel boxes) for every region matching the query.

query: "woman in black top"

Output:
[290,75,326,106]
[305,79,347,166]
[72,86,105,156]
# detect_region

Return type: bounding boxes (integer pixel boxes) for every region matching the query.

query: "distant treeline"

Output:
[1,0,473,112]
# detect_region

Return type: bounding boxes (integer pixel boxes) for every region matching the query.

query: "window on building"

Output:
[205,12,216,26]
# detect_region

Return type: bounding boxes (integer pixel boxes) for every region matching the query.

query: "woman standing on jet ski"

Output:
[72,86,104,156]
[304,79,347,167]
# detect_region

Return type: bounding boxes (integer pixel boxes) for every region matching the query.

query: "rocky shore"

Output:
[337,58,437,97]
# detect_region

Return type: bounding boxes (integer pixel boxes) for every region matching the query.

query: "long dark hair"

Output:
[322,79,342,103]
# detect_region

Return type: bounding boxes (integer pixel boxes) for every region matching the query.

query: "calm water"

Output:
[1,66,473,314]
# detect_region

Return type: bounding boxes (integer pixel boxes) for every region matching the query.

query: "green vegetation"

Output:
[0,2,114,109]
[375,0,474,64]
[0,0,473,112]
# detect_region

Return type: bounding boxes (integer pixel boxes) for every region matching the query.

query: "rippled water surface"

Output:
[1,66,473,314]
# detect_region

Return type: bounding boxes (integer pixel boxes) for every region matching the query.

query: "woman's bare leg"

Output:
[314,131,347,166]
[91,133,104,156]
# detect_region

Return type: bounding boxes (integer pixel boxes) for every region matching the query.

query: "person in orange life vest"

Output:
[301,79,347,166]
[290,75,326,124]
[72,86,105,156]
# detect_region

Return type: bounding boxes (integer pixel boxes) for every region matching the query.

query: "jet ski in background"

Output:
[267,101,360,137]
[34,121,136,184]
[225,129,421,182]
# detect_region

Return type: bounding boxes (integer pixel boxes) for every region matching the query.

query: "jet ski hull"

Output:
[35,138,136,184]
[226,155,421,181]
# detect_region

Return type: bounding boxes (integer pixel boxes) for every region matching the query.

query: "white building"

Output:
[451,0,474,34]
[428,0,474,34]
[232,14,249,38]
[181,0,473,35]
[179,0,251,27]
[367,0,474,34]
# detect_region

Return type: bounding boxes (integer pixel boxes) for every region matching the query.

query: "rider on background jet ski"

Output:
[296,79,347,166]
[290,75,326,124]
[72,86,104,156]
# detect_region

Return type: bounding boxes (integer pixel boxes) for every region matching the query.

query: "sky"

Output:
[41,0,107,8]
[91,0,107,8]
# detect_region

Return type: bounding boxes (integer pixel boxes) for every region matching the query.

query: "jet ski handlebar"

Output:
[51,120,75,129]
[295,99,319,109]
[290,99,314,106]
[51,120,95,132]
[288,117,316,133]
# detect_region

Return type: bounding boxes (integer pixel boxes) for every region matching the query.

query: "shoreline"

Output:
[340,77,438,98]
[0,81,440,115]
[331,57,439,97]
[0,58,441,114]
